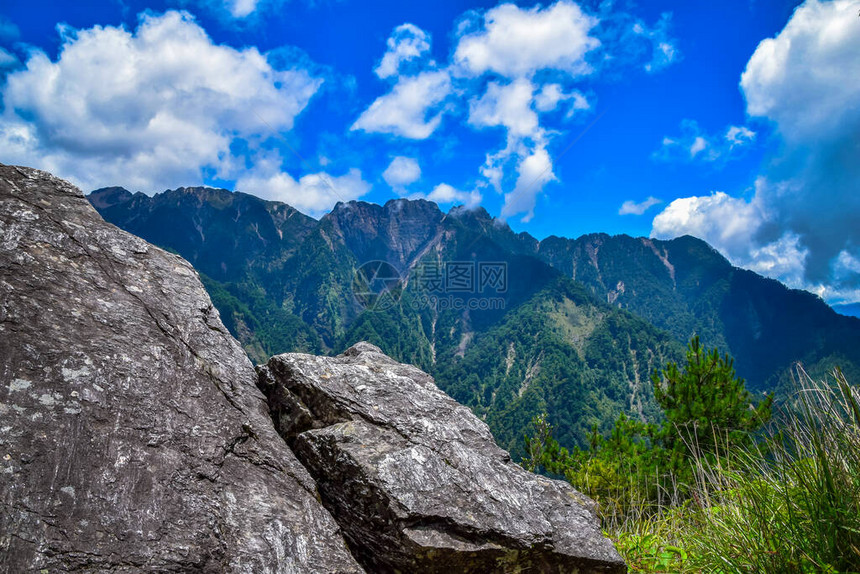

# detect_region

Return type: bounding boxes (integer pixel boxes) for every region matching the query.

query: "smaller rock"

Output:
[258,342,626,574]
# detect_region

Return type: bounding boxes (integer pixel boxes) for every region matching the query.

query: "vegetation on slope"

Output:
[89,190,860,461]
[434,278,682,456]
[525,339,860,573]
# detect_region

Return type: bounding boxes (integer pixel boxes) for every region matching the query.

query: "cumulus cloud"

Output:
[500,146,555,222]
[651,190,810,289]
[0,11,322,192]
[453,1,599,78]
[651,191,767,258]
[469,78,540,140]
[741,0,860,142]
[654,120,756,163]
[465,78,561,221]
[619,196,662,215]
[236,155,371,217]
[740,0,860,294]
[351,70,451,139]
[451,1,673,222]
[466,75,591,222]
[224,0,259,18]
[421,183,481,207]
[533,83,590,116]
[375,24,432,79]
[653,0,860,302]
[358,1,677,223]
[383,156,421,191]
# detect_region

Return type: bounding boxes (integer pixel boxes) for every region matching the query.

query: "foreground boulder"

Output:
[0,165,362,573]
[258,342,626,573]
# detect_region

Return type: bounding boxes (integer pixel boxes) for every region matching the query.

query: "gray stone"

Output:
[0,165,363,573]
[258,341,626,573]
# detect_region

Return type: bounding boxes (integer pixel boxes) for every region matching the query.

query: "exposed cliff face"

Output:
[1,164,625,573]
[89,185,318,283]
[324,198,446,269]
[258,342,625,573]
[0,165,361,573]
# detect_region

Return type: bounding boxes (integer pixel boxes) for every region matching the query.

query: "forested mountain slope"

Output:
[89,186,860,450]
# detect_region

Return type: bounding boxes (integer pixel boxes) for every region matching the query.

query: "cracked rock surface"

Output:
[0,165,362,573]
[258,342,627,573]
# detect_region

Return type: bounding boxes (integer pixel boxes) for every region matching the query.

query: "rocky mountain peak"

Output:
[323,197,446,268]
[87,185,135,209]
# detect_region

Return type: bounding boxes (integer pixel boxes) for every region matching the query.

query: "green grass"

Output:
[600,367,860,573]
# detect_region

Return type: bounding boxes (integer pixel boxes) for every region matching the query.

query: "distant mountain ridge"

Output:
[89,185,860,453]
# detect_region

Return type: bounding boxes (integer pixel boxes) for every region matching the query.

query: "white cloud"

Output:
[727,0,860,300]
[534,84,564,112]
[383,156,421,190]
[533,83,589,115]
[500,145,555,222]
[420,183,481,207]
[689,136,708,158]
[725,125,756,148]
[454,1,599,78]
[467,78,581,222]
[469,78,540,140]
[351,70,451,139]
[619,196,662,215]
[654,120,756,163]
[631,13,678,73]
[467,78,558,222]
[225,0,259,18]
[0,11,322,192]
[744,232,809,286]
[375,24,432,79]
[741,0,860,142]
[236,159,371,217]
[834,250,860,279]
[651,191,767,259]
[650,189,810,287]
[449,1,678,222]
[354,2,677,225]
[649,41,677,72]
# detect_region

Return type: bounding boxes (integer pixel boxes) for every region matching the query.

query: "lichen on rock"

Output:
[258,341,626,573]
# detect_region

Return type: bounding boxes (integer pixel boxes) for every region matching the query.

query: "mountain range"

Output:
[88,185,860,455]
[1,164,622,572]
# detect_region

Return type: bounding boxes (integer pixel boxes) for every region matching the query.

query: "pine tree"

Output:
[524,336,773,512]
[651,335,773,456]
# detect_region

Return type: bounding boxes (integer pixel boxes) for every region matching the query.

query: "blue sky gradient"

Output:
[1,0,858,304]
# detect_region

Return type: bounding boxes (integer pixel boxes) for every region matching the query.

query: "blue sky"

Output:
[1,0,858,304]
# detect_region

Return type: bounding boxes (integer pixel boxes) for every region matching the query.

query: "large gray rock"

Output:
[0,165,363,573]
[258,342,626,573]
